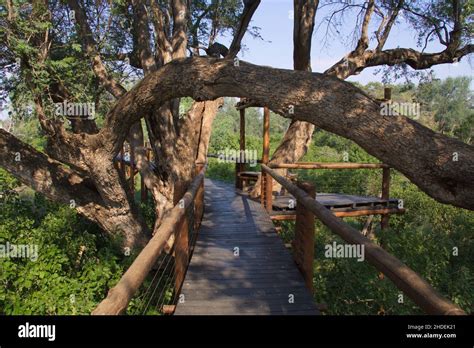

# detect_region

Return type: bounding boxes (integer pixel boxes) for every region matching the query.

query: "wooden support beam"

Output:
[264,174,273,212]
[270,162,388,169]
[381,167,391,229]
[270,207,405,221]
[261,107,270,207]
[261,164,465,315]
[384,86,392,101]
[236,107,246,189]
[293,181,315,294]
[194,163,205,230]
[174,211,189,293]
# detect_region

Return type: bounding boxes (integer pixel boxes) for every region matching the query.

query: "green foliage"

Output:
[0,172,129,315]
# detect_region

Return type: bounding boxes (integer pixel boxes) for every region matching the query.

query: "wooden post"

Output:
[174,214,189,293]
[381,167,391,229]
[194,163,205,230]
[264,174,273,212]
[173,180,189,294]
[384,86,392,101]
[236,107,246,189]
[293,181,315,294]
[261,107,271,207]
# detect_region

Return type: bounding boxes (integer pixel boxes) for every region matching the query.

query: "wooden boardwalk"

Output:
[174,179,318,315]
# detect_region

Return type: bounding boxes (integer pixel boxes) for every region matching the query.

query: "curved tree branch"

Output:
[97,57,474,210]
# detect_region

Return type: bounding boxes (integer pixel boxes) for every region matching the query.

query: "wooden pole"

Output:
[261,164,465,315]
[174,212,189,293]
[236,107,246,189]
[269,162,388,169]
[384,86,392,101]
[194,163,205,230]
[293,181,315,293]
[261,107,271,207]
[381,167,391,229]
[264,174,273,212]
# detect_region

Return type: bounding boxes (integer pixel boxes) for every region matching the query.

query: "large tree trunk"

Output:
[0,129,149,248]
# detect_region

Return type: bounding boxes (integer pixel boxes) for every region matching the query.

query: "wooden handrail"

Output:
[261,164,465,315]
[92,165,207,315]
[269,162,389,169]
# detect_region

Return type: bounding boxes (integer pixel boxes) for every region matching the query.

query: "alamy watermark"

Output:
[54,101,96,120]
[0,242,38,262]
[380,101,420,119]
[324,241,365,262]
[217,148,258,167]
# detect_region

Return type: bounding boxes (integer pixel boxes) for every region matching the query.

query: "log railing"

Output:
[261,164,465,315]
[265,162,394,227]
[92,164,206,315]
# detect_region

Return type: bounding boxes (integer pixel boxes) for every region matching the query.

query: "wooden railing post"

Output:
[261,107,271,210]
[381,166,391,229]
[384,86,392,101]
[293,181,315,294]
[236,107,246,189]
[174,213,189,293]
[172,179,190,296]
[194,163,205,230]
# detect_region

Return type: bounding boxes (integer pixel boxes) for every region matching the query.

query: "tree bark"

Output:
[0,129,148,248]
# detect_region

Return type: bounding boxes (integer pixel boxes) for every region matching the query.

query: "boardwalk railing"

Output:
[261,164,465,315]
[262,162,396,227]
[92,164,206,315]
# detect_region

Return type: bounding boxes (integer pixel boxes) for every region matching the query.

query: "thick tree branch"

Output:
[376,0,404,51]
[354,0,374,54]
[66,0,127,99]
[150,0,173,65]
[227,0,261,58]
[131,0,157,74]
[98,57,474,210]
[171,0,188,59]
[0,129,103,216]
[293,0,318,71]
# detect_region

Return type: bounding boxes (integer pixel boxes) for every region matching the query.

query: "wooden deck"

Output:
[174,179,318,315]
[272,193,399,211]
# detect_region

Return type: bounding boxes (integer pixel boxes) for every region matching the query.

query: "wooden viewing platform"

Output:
[174,179,318,315]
